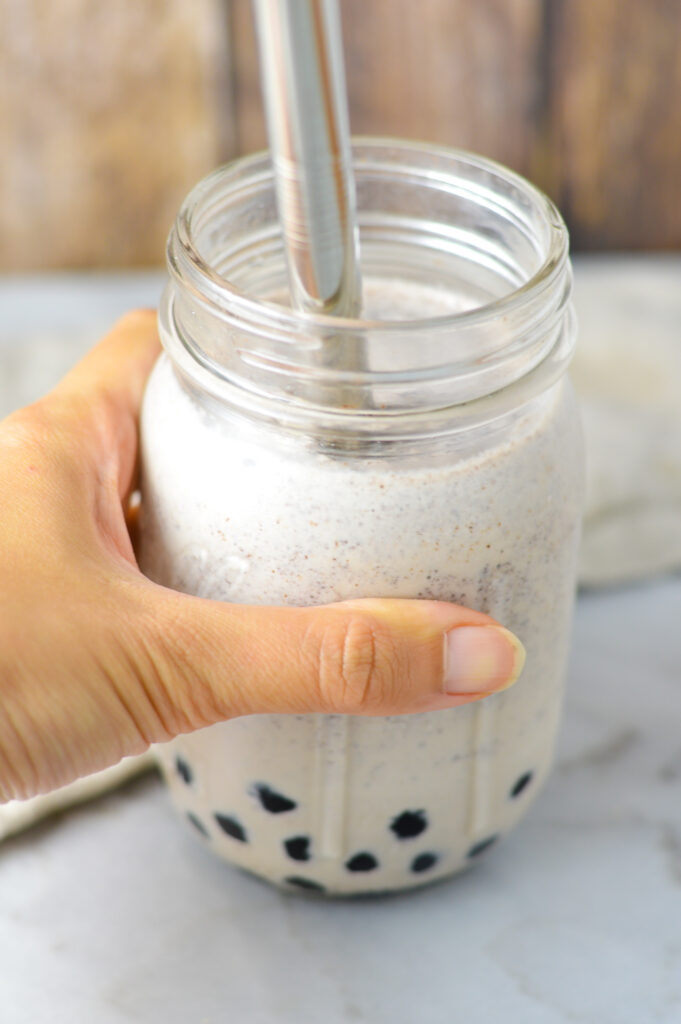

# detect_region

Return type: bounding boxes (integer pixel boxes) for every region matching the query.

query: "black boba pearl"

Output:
[510,771,534,798]
[411,852,438,873]
[345,852,379,873]
[284,836,311,861]
[467,835,499,858]
[390,810,428,840]
[285,876,326,892]
[175,755,192,785]
[214,813,248,842]
[186,812,209,838]
[254,784,297,814]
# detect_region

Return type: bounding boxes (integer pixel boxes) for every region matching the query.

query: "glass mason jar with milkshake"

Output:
[137,138,584,895]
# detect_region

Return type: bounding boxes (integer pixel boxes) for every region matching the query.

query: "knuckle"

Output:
[2,402,53,449]
[1,398,93,493]
[0,404,70,488]
[4,396,85,450]
[318,613,401,714]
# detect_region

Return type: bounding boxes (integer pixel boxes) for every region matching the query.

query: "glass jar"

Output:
[138,140,584,896]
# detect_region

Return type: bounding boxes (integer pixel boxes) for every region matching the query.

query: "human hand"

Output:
[0,311,525,801]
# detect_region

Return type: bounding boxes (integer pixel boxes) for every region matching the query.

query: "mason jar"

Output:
[138,139,584,896]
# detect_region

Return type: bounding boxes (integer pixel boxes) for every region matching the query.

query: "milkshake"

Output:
[138,142,583,894]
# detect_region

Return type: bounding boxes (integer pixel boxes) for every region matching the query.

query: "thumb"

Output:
[137,587,526,730]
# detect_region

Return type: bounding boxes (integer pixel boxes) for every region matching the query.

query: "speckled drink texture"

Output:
[138,279,583,894]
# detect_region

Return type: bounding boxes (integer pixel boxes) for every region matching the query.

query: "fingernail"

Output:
[443,625,525,695]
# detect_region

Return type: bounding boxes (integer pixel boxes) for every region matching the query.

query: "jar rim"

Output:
[171,137,569,336]
[163,137,575,440]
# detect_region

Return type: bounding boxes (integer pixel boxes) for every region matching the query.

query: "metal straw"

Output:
[252,1,362,830]
[252,0,362,319]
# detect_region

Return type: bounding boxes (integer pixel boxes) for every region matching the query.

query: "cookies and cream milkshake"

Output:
[138,143,583,895]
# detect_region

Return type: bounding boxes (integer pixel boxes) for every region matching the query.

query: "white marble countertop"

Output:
[1,262,681,1023]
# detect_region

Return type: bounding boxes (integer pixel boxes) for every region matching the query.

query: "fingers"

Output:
[0,310,161,570]
[56,308,160,415]
[52,309,161,500]
[0,308,527,804]
[137,588,525,734]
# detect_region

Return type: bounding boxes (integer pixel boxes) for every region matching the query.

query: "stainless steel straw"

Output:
[252,1,363,848]
[252,0,362,319]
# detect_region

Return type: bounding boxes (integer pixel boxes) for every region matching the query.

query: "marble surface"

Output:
[1,263,680,1023]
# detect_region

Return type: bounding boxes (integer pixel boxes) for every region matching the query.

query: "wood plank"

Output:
[229,0,681,250]
[342,0,543,177]
[543,0,681,250]
[3,0,680,264]
[228,0,543,176]
[0,0,233,269]
[228,0,267,154]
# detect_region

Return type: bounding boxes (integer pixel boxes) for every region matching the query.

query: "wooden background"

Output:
[1,0,680,270]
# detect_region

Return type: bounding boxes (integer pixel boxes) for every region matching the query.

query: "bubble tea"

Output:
[138,142,584,895]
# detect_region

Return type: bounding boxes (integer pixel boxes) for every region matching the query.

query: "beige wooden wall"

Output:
[1,0,680,270]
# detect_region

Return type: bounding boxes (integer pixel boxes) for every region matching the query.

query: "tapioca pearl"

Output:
[254,783,297,813]
[186,812,209,838]
[214,813,248,842]
[390,809,428,840]
[285,876,326,892]
[410,852,438,873]
[510,771,534,798]
[284,836,311,862]
[175,755,192,785]
[345,852,379,873]
[467,835,499,858]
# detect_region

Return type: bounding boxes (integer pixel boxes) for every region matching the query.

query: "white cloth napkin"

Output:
[1,257,679,839]
[572,257,681,586]
[0,753,156,842]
